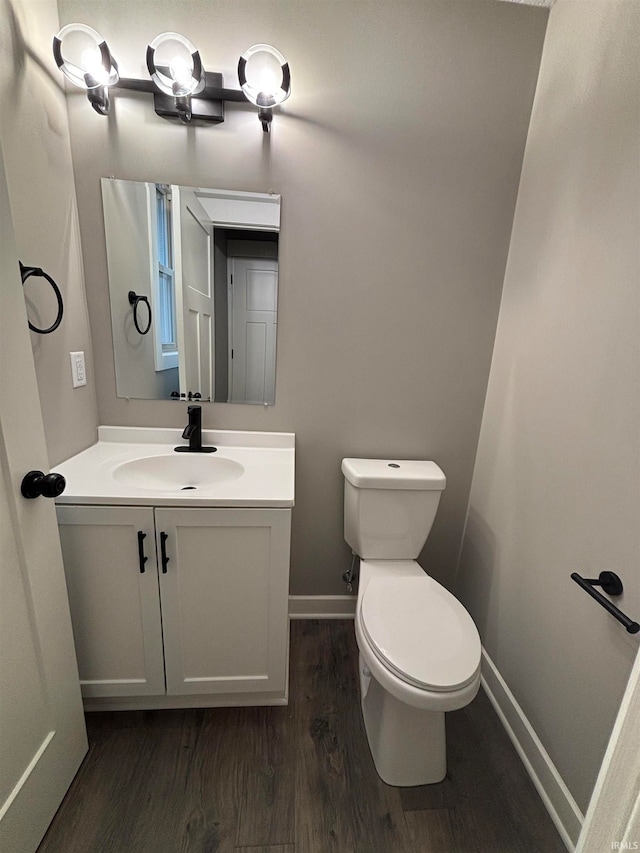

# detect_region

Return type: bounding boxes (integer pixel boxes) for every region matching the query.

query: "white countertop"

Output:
[55,426,295,508]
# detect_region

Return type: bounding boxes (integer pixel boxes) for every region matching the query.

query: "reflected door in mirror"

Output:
[229,257,278,404]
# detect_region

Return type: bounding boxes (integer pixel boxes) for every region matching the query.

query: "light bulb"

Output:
[53,23,118,90]
[258,67,278,95]
[244,53,280,94]
[147,32,204,97]
[238,44,290,108]
[81,47,108,85]
[169,56,193,87]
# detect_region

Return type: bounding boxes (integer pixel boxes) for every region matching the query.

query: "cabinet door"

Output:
[56,506,165,698]
[155,508,291,696]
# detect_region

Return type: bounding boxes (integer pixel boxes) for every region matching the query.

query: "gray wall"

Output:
[58,0,548,595]
[456,0,640,814]
[0,0,98,466]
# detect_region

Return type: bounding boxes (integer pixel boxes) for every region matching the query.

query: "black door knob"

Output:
[21,470,66,499]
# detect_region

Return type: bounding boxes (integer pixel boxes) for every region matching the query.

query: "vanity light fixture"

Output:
[238,44,291,132]
[53,23,119,115]
[146,32,205,124]
[52,25,290,132]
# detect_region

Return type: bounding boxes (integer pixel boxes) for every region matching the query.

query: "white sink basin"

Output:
[55,426,294,507]
[112,454,245,491]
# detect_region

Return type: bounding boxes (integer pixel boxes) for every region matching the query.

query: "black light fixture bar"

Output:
[113,72,249,124]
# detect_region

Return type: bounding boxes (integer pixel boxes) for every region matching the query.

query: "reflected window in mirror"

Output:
[154,184,179,371]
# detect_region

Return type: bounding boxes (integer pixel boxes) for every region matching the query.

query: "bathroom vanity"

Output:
[54,427,295,711]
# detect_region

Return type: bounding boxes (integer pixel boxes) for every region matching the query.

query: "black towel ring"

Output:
[128,291,152,335]
[19,262,64,335]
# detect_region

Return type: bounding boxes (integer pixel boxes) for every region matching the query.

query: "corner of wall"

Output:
[0,0,99,465]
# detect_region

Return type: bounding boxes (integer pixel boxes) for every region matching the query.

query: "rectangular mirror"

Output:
[101,178,280,404]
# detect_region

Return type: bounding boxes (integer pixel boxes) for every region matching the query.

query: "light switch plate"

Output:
[70,351,87,388]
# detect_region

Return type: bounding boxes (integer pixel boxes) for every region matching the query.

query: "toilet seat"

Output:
[360,576,480,693]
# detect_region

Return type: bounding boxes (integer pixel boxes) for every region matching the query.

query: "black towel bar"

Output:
[571,572,639,634]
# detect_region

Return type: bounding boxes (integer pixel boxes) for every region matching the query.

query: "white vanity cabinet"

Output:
[156,507,291,697]
[56,506,164,699]
[56,504,292,709]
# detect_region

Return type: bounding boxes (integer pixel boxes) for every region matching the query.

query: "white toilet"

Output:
[342,457,481,787]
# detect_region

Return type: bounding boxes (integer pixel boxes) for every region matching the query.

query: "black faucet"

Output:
[174,405,217,453]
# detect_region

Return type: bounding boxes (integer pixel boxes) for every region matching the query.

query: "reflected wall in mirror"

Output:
[101,178,280,404]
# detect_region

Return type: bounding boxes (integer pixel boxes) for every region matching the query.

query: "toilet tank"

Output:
[342,458,446,559]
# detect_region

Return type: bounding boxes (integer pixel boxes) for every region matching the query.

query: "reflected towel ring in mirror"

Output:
[19,262,64,335]
[128,290,152,335]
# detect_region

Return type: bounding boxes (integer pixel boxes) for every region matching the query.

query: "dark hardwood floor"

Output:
[38,620,566,853]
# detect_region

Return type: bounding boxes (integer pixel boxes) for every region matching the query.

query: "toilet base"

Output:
[359,654,446,786]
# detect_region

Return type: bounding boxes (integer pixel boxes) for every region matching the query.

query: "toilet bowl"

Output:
[355,559,480,785]
[342,458,481,786]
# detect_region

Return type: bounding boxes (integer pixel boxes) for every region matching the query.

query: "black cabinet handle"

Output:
[137,531,148,574]
[160,532,170,573]
[21,470,66,499]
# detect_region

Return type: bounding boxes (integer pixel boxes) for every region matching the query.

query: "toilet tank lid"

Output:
[341,458,446,490]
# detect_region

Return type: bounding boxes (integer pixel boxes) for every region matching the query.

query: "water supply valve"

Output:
[343,553,358,593]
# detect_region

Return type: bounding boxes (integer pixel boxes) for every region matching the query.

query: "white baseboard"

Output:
[481,648,584,851]
[289,595,356,619]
